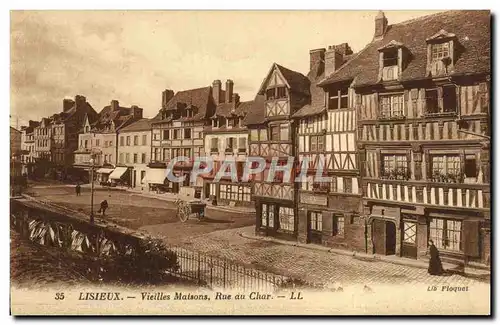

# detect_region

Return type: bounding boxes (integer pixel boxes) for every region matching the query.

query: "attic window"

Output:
[266,89,275,100]
[432,43,450,61]
[383,49,398,67]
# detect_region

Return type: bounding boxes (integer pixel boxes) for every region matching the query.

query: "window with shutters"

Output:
[429,218,462,252]
[238,137,247,153]
[379,94,404,118]
[333,216,344,237]
[309,212,322,231]
[210,138,219,153]
[381,154,409,180]
[278,207,294,232]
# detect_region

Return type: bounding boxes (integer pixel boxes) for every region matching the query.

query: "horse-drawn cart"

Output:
[175,187,206,222]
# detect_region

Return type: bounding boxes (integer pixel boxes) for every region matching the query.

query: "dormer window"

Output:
[378,40,406,82]
[327,87,348,110]
[383,49,398,67]
[426,29,456,76]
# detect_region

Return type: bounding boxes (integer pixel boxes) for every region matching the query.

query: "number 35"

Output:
[55,292,65,300]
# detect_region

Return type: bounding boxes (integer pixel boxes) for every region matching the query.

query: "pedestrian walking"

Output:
[427,239,444,275]
[98,199,108,217]
[75,183,81,196]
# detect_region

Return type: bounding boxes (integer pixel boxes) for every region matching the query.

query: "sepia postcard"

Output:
[9,9,491,316]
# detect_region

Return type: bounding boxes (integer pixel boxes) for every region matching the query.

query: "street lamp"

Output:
[89,157,95,224]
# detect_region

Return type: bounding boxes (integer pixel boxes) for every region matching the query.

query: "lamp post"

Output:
[89,157,95,224]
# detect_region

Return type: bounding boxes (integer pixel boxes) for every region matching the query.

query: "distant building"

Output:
[74,99,144,185]
[20,121,39,176]
[117,118,152,190]
[10,127,22,178]
[32,95,98,180]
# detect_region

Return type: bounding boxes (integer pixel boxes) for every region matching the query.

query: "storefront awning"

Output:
[109,167,128,180]
[144,168,169,184]
[96,168,115,174]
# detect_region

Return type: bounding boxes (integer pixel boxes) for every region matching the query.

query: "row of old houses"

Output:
[18,10,490,267]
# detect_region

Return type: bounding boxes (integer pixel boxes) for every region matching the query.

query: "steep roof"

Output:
[153,86,214,123]
[258,63,311,96]
[242,95,266,126]
[212,100,254,119]
[93,104,140,132]
[319,10,491,87]
[119,118,152,133]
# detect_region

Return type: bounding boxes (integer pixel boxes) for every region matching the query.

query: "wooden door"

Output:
[372,219,386,255]
[386,221,396,255]
[401,221,418,259]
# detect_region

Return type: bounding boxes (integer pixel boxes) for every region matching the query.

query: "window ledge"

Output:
[378,116,406,121]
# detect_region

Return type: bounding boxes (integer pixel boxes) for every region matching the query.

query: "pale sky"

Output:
[10,10,443,127]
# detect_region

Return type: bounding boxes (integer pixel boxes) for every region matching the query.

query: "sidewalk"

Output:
[239,228,490,277]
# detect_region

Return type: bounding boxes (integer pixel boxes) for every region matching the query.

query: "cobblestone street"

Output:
[143,225,490,287]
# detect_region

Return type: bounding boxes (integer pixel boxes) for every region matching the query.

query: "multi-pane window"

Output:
[261,204,275,228]
[163,130,170,140]
[431,42,450,61]
[141,153,146,164]
[431,155,460,182]
[134,135,139,146]
[142,134,147,145]
[429,218,462,252]
[266,87,287,100]
[126,136,131,146]
[382,154,409,180]
[380,94,404,118]
[383,49,398,67]
[309,212,322,231]
[184,128,191,139]
[133,154,138,163]
[125,153,130,163]
[310,135,325,152]
[266,89,275,101]
[333,216,344,237]
[279,207,294,232]
[328,87,349,110]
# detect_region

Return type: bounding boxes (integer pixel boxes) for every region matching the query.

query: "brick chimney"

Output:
[111,100,119,111]
[63,98,75,112]
[374,11,388,40]
[325,46,344,77]
[162,89,175,108]
[75,95,87,110]
[232,93,240,110]
[334,43,353,56]
[309,48,326,74]
[130,105,143,119]
[212,80,222,104]
[225,80,234,103]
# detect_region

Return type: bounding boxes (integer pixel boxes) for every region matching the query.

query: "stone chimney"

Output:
[232,93,240,110]
[225,80,234,103]
[130,105,143,119]
[63,98,75,112]
[162,89,175,108]
[212,80,222,104]
[374,11,388,40]
[74,95,87,110]
[111,100,119,111]
[325,46,344,77]
[309,48,326,74]
[334,43,353,56]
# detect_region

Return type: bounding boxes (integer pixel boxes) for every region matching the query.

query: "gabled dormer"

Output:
[426,29,456,77]
[82,115,92,133]
[377,40,408,82]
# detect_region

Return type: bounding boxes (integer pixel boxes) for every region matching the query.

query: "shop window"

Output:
[429,218,462,252]
[380,94,404,118]
[279,207,294,232]
[309,212,322,231]
[333,216,344,237]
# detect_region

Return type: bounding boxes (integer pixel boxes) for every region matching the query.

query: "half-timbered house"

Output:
[319,10,491,267]
[292,43,364,251]
[245,63,310,240]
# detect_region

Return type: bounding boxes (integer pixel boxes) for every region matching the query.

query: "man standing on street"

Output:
[75,183,81,196]
[98,199,108,217]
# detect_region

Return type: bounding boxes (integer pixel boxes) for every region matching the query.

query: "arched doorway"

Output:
[372,218,397,256]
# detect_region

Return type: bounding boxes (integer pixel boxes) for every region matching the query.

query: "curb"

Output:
[239,231,491,277]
